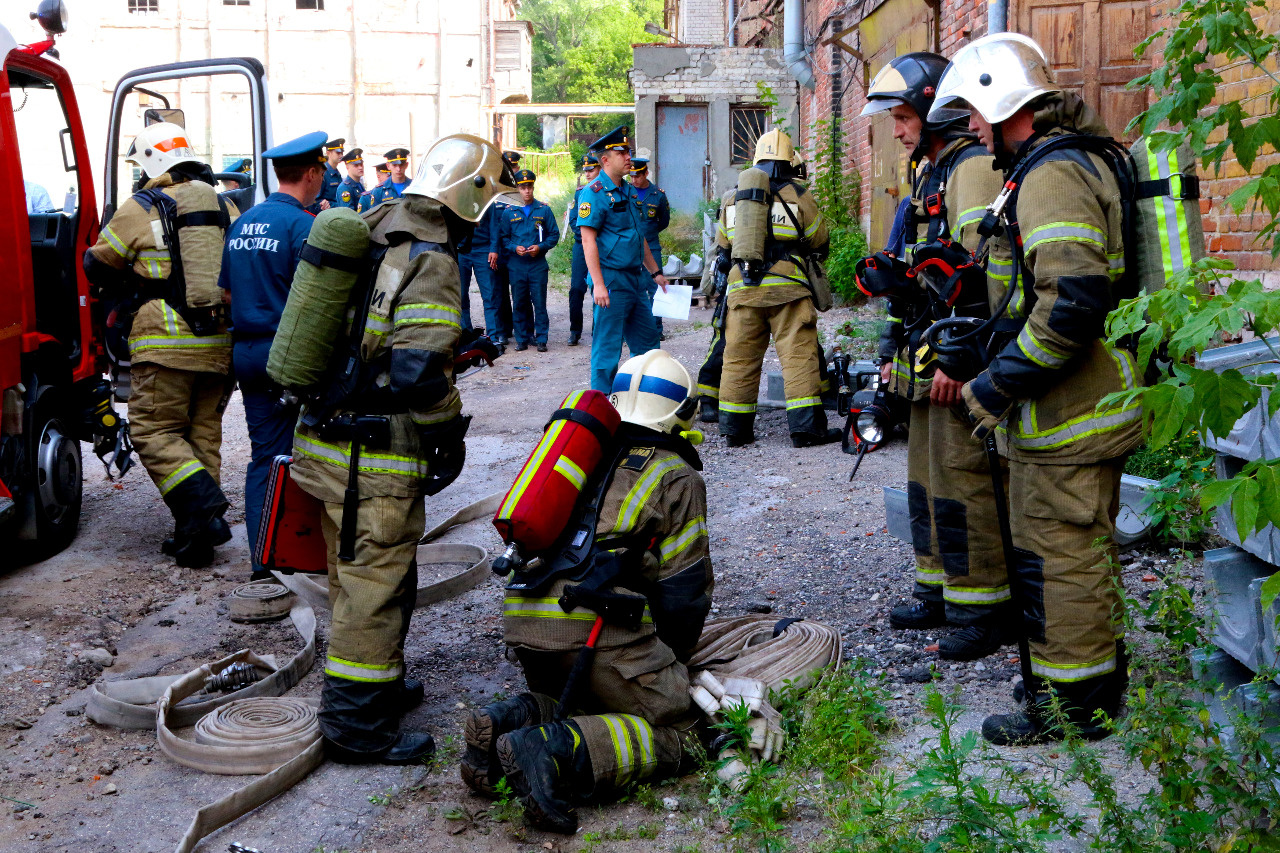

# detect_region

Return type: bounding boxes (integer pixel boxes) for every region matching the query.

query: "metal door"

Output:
[656,104,707,215]
[1018,0,1149,141]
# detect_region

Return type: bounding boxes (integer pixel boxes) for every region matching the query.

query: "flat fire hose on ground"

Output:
[686,616,842,787]
[83,492,503,853]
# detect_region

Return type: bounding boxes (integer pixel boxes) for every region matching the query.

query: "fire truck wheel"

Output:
[27,398,83,552]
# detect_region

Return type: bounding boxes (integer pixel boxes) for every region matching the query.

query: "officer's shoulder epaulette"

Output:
[590,180,604,192]
[620,446,655,472]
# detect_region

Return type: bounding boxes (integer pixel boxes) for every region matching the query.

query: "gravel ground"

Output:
[0,279,1194,852]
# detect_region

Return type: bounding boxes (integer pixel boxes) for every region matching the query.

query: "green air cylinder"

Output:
[267,207,371,391]
[1130,137,1206,295]
[175,180,228,309]
[732,166,771,265]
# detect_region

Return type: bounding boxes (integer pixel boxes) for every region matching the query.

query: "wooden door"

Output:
[1018,0,1149,141]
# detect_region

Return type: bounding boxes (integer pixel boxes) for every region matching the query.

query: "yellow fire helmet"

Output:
[609,349,698,436]
[404,133,516,222]
[754,128,795,164]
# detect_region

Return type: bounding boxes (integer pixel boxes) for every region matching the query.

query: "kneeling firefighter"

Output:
[855,52,1014,661]
[717,130,835,448]
[463,350,712,832]
[83,121,238,568]
[284,134,516,764]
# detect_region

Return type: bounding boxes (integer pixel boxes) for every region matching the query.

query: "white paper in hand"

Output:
[651,284,692,320]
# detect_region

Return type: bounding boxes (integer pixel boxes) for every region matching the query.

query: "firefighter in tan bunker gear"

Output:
[717,130,837,449]
[462,350,712,834]
[862,52,1014,662]
[83,122,238,569]
[930,33,1143,744]
[290,134,515,765]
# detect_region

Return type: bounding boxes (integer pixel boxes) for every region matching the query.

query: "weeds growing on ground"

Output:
[704,554,1280,852]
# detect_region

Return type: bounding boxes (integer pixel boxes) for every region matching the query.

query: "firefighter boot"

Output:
[320,675,436,765]
[163,515,232,557]
[937,623,1011,662]
[699,397,718,424]
[982,671,1122,746]
[888,600,946,630]
[461,692,559,797]
[497,721,593,834]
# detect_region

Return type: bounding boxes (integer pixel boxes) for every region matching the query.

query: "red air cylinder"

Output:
[493,389,621,551]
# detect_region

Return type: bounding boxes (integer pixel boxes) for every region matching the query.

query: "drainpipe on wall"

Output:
[988,0,1008,34]
[783,0,816,91]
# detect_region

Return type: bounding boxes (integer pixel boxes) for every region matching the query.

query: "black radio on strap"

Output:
[299,242,366,274]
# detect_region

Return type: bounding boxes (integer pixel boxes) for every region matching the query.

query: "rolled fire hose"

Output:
[84,493,503,853]
[229,580,295,623]
[688,615,843,694]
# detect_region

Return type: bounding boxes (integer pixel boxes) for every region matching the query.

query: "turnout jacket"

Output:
[716,178,828,309]
[85,173,238,373]
[962,93,1143,464]
[291,196,464,501]
[877,138,1008,401]
[504,435,713,663]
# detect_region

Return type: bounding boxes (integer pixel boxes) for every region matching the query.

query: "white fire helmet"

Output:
[928,33,1058,126]
[125,122,201,179]
[609,350,698,435]
[404,133,516,222]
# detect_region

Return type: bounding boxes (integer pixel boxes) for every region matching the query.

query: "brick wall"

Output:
[633,45,796,102]
[679,0,726,44]
[794,0,1279,283]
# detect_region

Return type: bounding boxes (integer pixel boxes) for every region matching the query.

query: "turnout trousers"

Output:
[128,362,229,533]
[515,636,698,791]
[317,495,423,753]
[906,400,1011,625]
[1008,457,1127,708]
[589,268,661,393]
[696,294,727,404]
[718,297,826,437]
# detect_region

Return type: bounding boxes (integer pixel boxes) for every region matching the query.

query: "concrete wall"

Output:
[632,44,799,208]
[17,0,526,208]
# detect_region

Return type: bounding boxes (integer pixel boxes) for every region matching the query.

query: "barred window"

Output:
[223,0,249,5]
[296,0,324,9]
[128,0,159,13]
[730,106,769,165]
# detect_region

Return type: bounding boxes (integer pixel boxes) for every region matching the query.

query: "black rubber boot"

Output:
[326,730,436,765]
[888,599,946,630]
[699,398,718,424]
[791,427,842,448]
[725,432,756,448]
[719,410,755,448]
[568,331,581,346]
[461,693,558,797]
[319,675,432,764]
[497,721,593,834]
[983,676,1118,746]
[207,515,232,546]
[163,471,229,569]
[937,624,1009,661]
[172,533,215,569]
[399,677,425,714]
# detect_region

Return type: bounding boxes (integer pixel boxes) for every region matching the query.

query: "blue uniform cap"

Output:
[513,169,536,185]
[226,157,252,174]
[590,125,631,153]
[629,157,649,172]
[580,151,600,170]
[341,147,363,164]
[263,131,328,167]
[324,138,345,152]
[385,148,410,164]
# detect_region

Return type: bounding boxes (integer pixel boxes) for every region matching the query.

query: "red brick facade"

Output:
[792,0,1278,282]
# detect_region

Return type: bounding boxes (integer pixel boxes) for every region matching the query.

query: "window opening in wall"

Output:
[296,0,324,9]
[730,106,769,165]
[223,0,250,6]
[128,0,159,13]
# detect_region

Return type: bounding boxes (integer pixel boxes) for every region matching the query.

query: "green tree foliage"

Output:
[519,0,663,104]
[1103,0,1280,579]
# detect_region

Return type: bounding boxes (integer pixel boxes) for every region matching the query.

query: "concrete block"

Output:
[884,486,911,542]
[1192,647,1280,756]
[1214,453,1280,564]
[1204,545,1274,670]
[1115,474,1158,546]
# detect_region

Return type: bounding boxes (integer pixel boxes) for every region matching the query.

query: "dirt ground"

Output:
[0,281,1181,853]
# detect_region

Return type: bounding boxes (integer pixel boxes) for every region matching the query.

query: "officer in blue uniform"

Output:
[357,162,389,213]
[566,151,600,346]
[459,189,511,347]
[363,148,411,211]
[480,149,523,347]
[333,148,364,210]
[500,169,560,352]
[218,131,324,580]
[628,156,671,339]
[577,126,668,392]
[306,137,345,214]
[220,157,253,192]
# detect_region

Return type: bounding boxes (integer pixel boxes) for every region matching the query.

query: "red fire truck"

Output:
[2,1,273,559]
